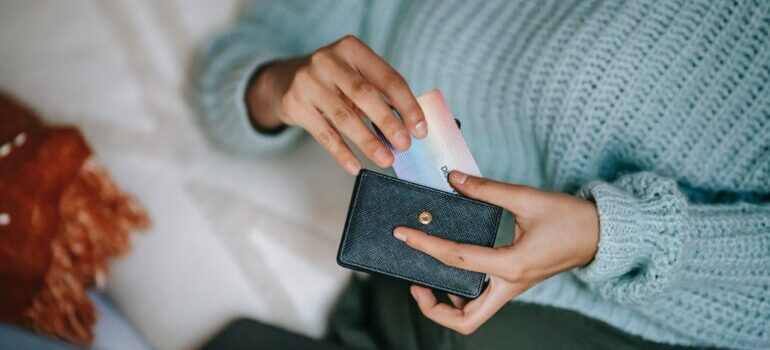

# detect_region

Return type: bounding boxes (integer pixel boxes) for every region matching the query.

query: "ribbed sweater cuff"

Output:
[231,53,304,152]
[199,44,304,155]
[572,175,687,304]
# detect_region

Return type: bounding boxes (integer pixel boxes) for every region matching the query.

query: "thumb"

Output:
[448,171,531,211]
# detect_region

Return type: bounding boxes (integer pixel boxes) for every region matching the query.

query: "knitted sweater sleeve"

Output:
[573,172,770,347]
[192,0,367,155]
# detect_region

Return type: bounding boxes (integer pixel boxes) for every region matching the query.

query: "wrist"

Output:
[246,61,287,131]
[579,200,600,267]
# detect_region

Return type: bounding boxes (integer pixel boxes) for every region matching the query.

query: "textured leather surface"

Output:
[337,170,502,298]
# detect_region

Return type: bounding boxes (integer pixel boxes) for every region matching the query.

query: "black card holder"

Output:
[337,170,503,298]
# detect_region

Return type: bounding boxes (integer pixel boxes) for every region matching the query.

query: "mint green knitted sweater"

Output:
[194,1,770,348]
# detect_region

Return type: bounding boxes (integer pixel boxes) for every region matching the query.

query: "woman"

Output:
[195,1,770,349]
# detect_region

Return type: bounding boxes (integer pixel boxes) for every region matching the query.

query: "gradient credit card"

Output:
[375,89,481,193]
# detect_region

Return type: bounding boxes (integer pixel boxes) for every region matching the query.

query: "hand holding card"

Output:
[338,88,502,299]
[375,89,482,193]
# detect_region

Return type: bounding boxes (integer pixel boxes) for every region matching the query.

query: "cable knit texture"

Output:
[194,0,770,348]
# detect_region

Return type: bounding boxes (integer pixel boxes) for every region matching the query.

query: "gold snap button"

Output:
[418,211,432,225]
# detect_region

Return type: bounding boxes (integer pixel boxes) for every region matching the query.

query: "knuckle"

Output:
[467,177,487,193]
[336,34,360,48]
[362,136,382,153]
[402,104,423,120]
[316,129,341,150]
[293,67,313,84]
[476,179,493,196]
[440,243,465,266]
[331,106,355,125]
[378,113,401,131]
[279,94,293,113]
[279,94,299,114]
[456,322,478,336]
[309,49,331,65]
[385,72,407,90]
[350,79,375,99]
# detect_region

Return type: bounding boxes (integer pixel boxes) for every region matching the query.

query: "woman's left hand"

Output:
[392,170,600,335]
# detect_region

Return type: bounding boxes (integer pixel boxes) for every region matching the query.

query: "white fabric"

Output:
[0,1,352,349]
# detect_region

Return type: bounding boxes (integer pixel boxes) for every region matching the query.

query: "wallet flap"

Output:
[337,170,503,298]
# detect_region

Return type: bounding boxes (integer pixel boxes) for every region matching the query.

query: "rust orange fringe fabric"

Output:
[0,93,149,345]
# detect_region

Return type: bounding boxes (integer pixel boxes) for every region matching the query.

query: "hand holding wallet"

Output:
[337,170,503,298]
[336,89,502,298]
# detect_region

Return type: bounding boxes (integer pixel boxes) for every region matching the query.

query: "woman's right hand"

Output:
[246,35,427,175]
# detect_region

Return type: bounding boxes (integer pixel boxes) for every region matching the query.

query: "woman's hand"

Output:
[246,35,427,175]
[392,171,600,335]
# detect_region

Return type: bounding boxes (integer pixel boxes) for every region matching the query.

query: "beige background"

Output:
[0,1,355,349]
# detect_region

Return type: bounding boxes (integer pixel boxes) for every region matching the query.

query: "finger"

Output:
[410,285,465,330]
[411,283,501,335]
[336,36,427,138]
[393,227,507,276]
[317,55,412,152]
[447,171,534,211]
[448,294,468,308]
[297,105,361,175]
[340,95,367,121]
[309,84,394,168]
[452,278,522,334]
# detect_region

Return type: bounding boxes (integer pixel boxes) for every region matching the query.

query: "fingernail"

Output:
[393,130,410,150]
[414,121,427,138]
[393,228,407,242]
[449,171,467,185]
[344,160,360,175]
[374,148,391,166]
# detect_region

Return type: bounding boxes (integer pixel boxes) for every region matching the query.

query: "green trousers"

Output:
[327,275,699,350]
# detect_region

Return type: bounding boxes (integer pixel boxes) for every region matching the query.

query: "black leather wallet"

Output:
[337,170,503,298]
